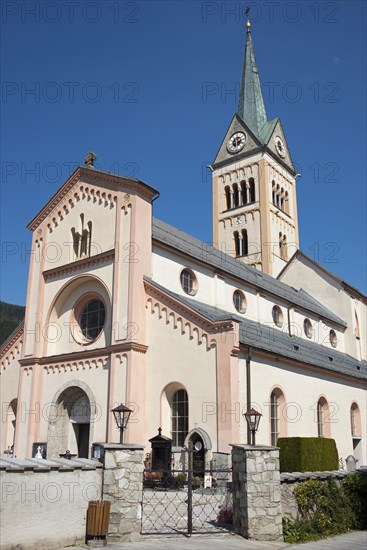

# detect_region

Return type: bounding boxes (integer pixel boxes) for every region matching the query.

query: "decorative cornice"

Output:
[0,321,24,359]
[43,250,115,281]
[0,322,24,373]
[27,166,159,232]
[144,279,235,334]
[19,341,148,369]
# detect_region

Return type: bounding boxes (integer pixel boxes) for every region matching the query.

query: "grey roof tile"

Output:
[152,218,347,328]
[145,277,367,381]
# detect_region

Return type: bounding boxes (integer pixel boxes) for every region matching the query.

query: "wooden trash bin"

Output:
[86,500,111,548]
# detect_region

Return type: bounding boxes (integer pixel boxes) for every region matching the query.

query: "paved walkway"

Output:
[65,530,367,550]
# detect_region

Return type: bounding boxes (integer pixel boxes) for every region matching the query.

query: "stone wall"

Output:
[0,457,102,550]
[280,470,348,518]
[231,444,283,541]
[101,443,144,542]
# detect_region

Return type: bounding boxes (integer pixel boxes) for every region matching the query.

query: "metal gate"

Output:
[141,458,232,536]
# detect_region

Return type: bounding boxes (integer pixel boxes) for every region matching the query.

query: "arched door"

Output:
[47,386,91,458]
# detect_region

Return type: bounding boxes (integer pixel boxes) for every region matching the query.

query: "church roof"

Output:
[144,277,367,382]
[152,218,347,328]
[238,26,268,138]
[278,250,367,302]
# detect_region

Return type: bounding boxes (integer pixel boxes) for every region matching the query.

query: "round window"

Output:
[272,305,283,327]
[272,306,283,327]
[233,290,247,313]
[180,269,197,296]
[329,329,338,348]
[79,299,106,341]
[304,318,313,339]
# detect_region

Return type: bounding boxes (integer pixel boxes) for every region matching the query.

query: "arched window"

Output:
[233,183,239,208]
[180,268,197,296]
[234,231,240,257]
[279,232,283,258]
[283,235,288,260]
[224,186,231,210]
[241,181,247,205]
[171,389,188,446]
[285,191,289,214]
[350,402,361,437]
[280,188,284,211]
[241,229,248,256]
[276,185,281,208]
[317,397,329,437]
[249,178,255,202]
[270,391,279,446]
[233,289,247,313]
[354,312,360,339]
[272,181,276,206]
[270,388,286,445]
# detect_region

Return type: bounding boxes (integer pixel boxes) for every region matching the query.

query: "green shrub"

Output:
[175,473,187,486]
[278,437,338,472]
[282,473,367,543]
[192,476,203,488]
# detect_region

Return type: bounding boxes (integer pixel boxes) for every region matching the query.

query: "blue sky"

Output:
[1,0,366,305]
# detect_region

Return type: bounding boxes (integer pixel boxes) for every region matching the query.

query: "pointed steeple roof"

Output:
[238,21,267,138]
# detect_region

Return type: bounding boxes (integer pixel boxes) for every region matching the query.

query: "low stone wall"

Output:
[280,470,348,518]
[0,457,102,550]
[101,444,144,542]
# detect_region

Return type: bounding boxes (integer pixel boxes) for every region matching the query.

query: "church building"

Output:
[1,21,366,470]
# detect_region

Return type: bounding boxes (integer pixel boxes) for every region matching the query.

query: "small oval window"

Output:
[180,269,197,296]
[329,329,338,348]
[272,305,283,327]
[233,290,247,314]
[304,318,313,339]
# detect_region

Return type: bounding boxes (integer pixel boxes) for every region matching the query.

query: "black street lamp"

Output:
[244,408,262,446]
[111,404,133,443]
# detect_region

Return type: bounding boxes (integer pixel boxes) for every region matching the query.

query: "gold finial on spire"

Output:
[245,6,251,31]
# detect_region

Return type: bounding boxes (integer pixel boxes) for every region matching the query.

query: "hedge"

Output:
[278,437,339,472]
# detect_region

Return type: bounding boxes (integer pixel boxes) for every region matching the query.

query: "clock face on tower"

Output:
[275,136,286,158]
[227,132,246,154]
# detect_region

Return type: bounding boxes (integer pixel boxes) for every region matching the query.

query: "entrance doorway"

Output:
[47,386,91,458]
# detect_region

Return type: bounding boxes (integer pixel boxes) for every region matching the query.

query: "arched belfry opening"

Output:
[47,384,93,458]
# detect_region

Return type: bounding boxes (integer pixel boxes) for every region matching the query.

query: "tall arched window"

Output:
[279,232,283,258]
[224,186,231,210]
[354,312,360,339]
[270,388,286,445]
[241,229,248,256]
[285,191,289,214]
[350,402,361,437]
[283,235,288,260]
[241,181,247,205]
[171,389,188,446]
[317,397,329,437]
[249,178,255,202]
[233,183,239,208]
[234,231,240,257]
[272,181,276,205]
[270,391,279,446]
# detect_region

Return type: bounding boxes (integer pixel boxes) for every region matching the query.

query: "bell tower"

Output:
[211,19,299,277]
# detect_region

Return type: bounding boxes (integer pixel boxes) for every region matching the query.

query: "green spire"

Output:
[238,20,267,138]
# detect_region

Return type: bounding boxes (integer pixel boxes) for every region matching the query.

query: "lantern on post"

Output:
[111,404,132,443]
[244,408,262,446]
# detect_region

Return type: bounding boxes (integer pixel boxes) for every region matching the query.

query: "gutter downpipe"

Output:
[246,346,252,445]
